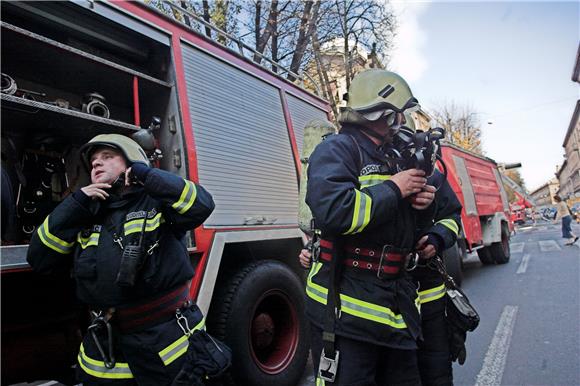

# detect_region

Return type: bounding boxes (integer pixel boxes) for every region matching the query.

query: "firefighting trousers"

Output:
[310,324,421,386]
[417,303,452,386]
[76,304,205,386]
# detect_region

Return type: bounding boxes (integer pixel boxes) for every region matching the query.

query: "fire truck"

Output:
[439,142,513,284]
[0,1,330,384]
[499,166,536,225]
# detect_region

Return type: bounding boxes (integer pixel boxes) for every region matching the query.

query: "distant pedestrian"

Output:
[553,195,578,246]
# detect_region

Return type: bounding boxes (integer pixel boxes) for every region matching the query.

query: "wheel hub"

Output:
[249,289,299,375]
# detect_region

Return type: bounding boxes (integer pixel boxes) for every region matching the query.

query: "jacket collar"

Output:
[341,125,388,162]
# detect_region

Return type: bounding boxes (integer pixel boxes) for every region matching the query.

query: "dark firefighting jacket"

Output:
[27,164,214,384]
[413,171,462,318]
[305,125,446,350]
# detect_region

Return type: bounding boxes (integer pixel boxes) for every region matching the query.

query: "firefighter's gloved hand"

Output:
[409,184,436,210]
[448,328,467,365]
[126,162,150,184]
[391,168,426,198]
[415,234,441,259]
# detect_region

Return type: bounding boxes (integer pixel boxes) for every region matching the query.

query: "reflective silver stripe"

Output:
[418,284,446,304]
[158,318,206,366]
[124,213,164,235]
[78,344,133,379]
[358,174,391,188]
[37,217,74,254]
[77,232,100,249]
[306,263,406,328]
[171,180,197,214]
[344,190,372,235]
[435,219,459,235]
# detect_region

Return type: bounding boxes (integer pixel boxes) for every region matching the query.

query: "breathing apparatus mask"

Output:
[386,123,447,187]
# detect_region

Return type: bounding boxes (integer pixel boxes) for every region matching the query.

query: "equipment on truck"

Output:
[82,92,110,119]
[298,118,336,235]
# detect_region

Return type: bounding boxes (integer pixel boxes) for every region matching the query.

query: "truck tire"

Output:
[442,242,463,286]
[490,224,511,264]
[477,247,495,265]
[208,260,309,386]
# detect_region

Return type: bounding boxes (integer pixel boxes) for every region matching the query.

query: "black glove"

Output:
[448,326,467,365]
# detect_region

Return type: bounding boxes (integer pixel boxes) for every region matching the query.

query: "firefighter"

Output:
[405,116,463,386]
[27,134,218,386]
[305,69,439,385]
[299,113,463,385]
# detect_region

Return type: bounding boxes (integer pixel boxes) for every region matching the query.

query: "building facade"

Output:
[530,178,560,208]
[556,43,580,204]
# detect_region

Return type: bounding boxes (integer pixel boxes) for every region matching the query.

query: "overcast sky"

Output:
[389,0,579,191]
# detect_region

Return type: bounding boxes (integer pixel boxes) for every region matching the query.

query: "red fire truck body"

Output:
[1,1,329,384]
[440,143,513,272]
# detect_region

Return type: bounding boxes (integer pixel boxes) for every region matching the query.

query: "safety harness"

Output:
[318,239,417,279]
[88,281,191,368]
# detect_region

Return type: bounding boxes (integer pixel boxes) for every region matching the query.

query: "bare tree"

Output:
[430,101,484,154]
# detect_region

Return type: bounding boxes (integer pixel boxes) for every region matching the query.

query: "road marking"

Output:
[538,240,562,252]
[510,242,524,253]
[475,305,519,386]
[516,254,530,274]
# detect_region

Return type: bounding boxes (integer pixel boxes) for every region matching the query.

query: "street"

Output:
[300,220,580,385]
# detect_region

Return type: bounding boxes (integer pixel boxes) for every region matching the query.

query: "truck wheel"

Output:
[490,224,511,264]
[442,242,463,286]
[208,260,309,386]
[477,247,495,265]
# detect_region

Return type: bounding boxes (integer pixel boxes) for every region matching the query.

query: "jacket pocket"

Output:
[74,250,97,279]
[171,330,232,386]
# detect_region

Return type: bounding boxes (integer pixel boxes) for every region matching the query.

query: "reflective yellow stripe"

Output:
[124,213,164,235]
[436,219,459,236]
[171,180,197,214]
[37,216,74,254]
[358,174,391,188]
[158,318,206,366]
[306,262,407,329]
[418,284,446,304]
[343,190,372,235]
[77,232,100,249]
[78,344,133,379]
[316,376,326,386]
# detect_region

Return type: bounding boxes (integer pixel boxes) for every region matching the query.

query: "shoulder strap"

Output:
[347,134,363,172]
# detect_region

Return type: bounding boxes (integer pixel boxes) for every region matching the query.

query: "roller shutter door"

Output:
[181,43,298,226]
[285,93,329,155]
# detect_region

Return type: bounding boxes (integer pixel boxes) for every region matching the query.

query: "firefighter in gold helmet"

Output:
[27,134,227,385]
[305,69,439,384]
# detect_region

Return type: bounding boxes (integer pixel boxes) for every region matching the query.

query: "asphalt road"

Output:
[299,220,580,386]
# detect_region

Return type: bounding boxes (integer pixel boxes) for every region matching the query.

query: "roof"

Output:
[573,42,580,83]
[563,100,580,147]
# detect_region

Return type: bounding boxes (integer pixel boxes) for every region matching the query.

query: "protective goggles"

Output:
[360,98,420,124]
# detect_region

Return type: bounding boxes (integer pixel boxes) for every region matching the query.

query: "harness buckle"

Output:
[311,238,321,263]
[377,244,392,278]
[406,252,419,271]
[318,349,340,383]
[88,310,116,369]
[176,309,192,337]
[146,240,160,255]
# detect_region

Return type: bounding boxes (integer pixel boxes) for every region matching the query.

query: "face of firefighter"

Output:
[363,111,405,144]
[89,146,128,184]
